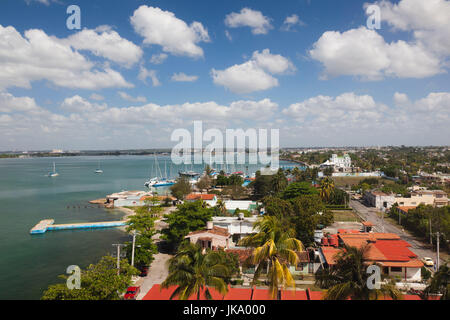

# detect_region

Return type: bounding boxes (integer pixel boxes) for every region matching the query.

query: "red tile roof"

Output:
[143,284,177,300]
[227,248,254,264]
[321,247,341,265]
[186,194,216,201]
[281,290,308,300]
[252,288,274,300]
[307,289,324,300]
[223,287,252,300]
[186,226,230,238]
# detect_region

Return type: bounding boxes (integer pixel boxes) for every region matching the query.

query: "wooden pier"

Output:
[30,219,127,234]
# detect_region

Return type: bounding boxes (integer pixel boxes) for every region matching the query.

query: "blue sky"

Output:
[0,0,449,150]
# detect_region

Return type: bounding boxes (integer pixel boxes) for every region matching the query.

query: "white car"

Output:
[422,257,434,267]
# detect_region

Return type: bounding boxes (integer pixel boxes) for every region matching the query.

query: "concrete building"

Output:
[106,190,154,207]
[185,222,231,250]
[363,191,395,211]
[364,189,448,211]
[321,154,352,171]
[212,215,258,243]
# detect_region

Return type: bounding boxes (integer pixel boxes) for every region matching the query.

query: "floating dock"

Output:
[30,219,127,234]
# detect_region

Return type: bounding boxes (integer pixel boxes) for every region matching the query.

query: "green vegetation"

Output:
[161,243,232,300]
[389,204,449,251]
[170,177,192,200]
[239,215,304,300]
[41,256,139,300]
[124,202,159,267]
[161,200,213,250]
[424,262,449,300]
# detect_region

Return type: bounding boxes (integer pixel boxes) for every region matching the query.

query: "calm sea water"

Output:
[0,155,297,300]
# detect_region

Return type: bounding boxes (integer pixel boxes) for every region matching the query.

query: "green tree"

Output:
[41,256,139,300]
[252,171,274,199]
[124,235,158,267]
[228,174,244,186]
[170,177,192,200]
[196,175,212,193]
[239,215,304,300]
[161,243,230,300]
[424,262,449,300]
[271,169,288,193]
[262,196,294,218]
[214,199,228,216]
[215,174,229,186]
[315,245,402,300]
[291,194,332,245]
[161,201,213,250]
[281,181,319,200]
[320,177,335,202]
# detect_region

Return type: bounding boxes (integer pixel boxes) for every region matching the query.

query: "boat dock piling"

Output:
[30,219,127,234]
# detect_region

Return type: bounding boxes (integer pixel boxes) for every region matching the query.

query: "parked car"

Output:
[422,257,434,267]
[124,286,140,300]
[139,266,149,277]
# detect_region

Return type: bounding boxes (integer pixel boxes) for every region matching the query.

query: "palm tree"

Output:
[239,215,304,299]
[424,262,449,300]
[215,199,228,216]
[272,169,288,194]
[316,245,403,300]
[320,177,335,202]
[161,243,230,300]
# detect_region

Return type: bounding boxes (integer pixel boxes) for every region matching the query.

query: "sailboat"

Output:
[48,162,59,177]
[95,161,103,174]
[144,156,176,188]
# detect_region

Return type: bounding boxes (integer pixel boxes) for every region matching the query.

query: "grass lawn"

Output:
[333,210,361,222]
[332,177,393,187]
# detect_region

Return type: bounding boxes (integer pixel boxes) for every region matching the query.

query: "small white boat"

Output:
[95,161,103,174]
[48,162,59,177]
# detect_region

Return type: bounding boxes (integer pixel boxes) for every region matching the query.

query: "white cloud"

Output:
[150,53,168,65]
[225,30,232,41]
[376,0,450,56]
[171,73,198,82]
[211,49,295,94]
[225,8,273,35]
[310,26,442,80]
[283,92,386,124]
[0,91,41,113]
[251,49,296,75]
[0,25,133,90]
[61,27,143,67]
[118,91,147,103]
[131,6,210,58]
[281,14,305,31]
[212,61,278,94]
[61,95,107,113]
[138,66,161,87]
[1,90,449,149]
[393,92,409,106]
[89,93,105,101]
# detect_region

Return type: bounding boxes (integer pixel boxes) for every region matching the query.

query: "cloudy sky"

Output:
[0,0,449,151]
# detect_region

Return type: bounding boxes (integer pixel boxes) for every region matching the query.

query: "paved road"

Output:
[136,252,172,300]
[349,199,443,268]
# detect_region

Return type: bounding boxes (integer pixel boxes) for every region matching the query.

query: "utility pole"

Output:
[131,231,136,267]
[429,218,433,245]
[112,244,126,275]
[436,231,440,271]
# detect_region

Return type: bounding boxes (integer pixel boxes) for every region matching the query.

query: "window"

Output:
[390,267,402,272]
